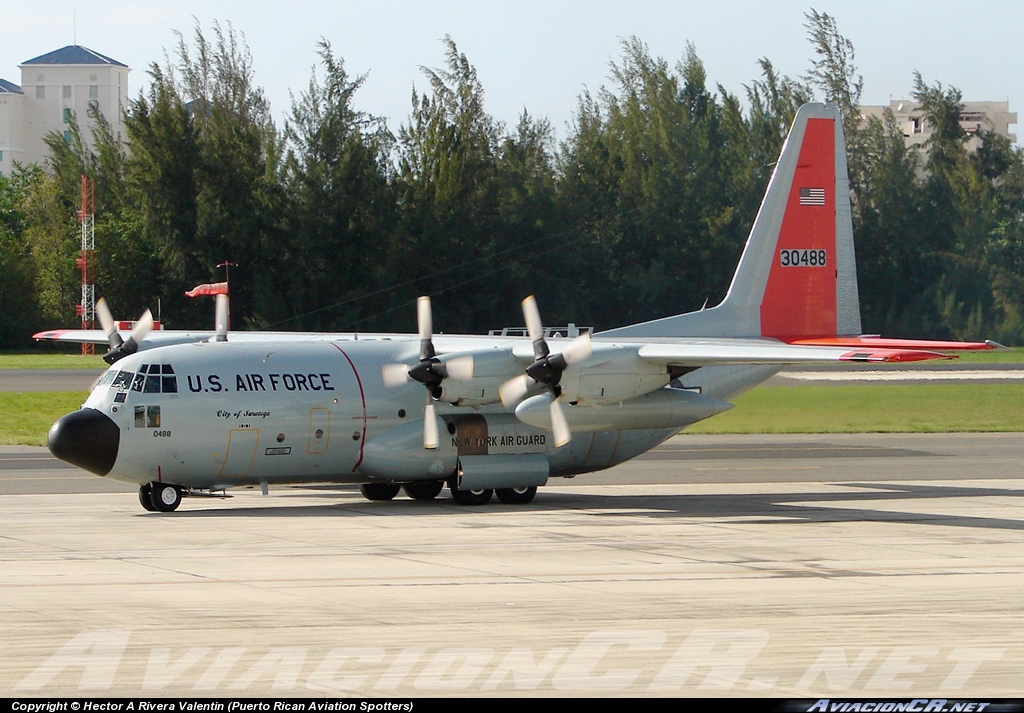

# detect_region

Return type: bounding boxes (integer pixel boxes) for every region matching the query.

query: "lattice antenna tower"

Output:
[76,175,96,356]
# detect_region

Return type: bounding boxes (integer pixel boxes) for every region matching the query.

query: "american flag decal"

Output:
[799,187,826,206]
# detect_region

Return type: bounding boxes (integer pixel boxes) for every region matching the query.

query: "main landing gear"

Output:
[356,479,538,506]
[403,480,445,500]
[359,482,402,501]
[139,482,182,512]
[495,486,537,505]
[449,483,493,506]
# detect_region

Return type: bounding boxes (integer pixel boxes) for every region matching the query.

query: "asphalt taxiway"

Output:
[2,433,1022,697]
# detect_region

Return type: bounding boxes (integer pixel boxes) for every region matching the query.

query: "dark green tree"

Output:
[0,168,43,347]
[393,36,510,332]
[280,40,396,330]
[125,20,282,328]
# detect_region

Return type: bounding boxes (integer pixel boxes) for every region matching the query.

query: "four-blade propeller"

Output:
[498,295,592,447]
[96,298,154,365]
[381,296,474,449]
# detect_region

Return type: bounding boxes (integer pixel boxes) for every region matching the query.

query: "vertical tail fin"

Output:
[602,103,862,340]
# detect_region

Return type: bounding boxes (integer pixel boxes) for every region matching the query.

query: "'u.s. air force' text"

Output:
[186,373,335,393]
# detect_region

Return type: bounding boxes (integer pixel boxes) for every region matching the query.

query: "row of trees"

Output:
[2,12,1023,349]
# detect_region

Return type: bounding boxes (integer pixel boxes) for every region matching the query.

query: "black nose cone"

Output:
[48,408,120,476]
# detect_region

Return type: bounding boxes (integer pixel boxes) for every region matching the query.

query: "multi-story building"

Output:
[860,100,1017,151]
[0,45,129,177]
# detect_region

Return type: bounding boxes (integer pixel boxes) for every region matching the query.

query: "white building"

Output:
[0,78,26,176]
[860,100,1017,151]
[0,45,129,178]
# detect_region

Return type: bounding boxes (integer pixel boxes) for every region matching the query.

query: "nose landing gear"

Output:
[139,482,182,512]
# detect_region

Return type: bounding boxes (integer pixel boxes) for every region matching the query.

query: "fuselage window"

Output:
[111,371,133,390]
[134,404,161,428]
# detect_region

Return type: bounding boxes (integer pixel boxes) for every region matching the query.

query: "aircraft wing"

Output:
[33,329,114,344]
[634,340,953,366]
[32,328,344,348]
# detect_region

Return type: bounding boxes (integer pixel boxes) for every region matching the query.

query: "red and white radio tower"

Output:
[75,175,95,356]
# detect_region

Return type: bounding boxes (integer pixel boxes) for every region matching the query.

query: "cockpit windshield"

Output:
[100,364,178,394]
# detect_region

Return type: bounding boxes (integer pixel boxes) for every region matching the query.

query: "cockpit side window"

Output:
[111,370,132,390]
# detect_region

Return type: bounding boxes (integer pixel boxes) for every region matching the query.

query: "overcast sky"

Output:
[4,0,1021,141]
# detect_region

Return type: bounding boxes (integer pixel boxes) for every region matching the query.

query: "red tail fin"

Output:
[759,117,840,339]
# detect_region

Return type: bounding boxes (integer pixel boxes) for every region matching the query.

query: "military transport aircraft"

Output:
[37,103,994,512]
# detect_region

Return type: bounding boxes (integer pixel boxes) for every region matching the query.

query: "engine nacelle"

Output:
[515,387,733,432]
[556,346,671,404]
[437,349,522,407]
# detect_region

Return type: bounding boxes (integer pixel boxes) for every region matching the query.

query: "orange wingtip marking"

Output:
[33,330,71,340]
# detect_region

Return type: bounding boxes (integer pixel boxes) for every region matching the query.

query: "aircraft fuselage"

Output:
[57,338,682,493]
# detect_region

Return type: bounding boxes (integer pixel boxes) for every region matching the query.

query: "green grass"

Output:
[688,383,1024,434]
[0,353,106,370]
[948,346,1024,364]
[0,392,89,446]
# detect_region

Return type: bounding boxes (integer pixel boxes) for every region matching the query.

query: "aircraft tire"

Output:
[139,484,156,512]
[495,486,537,505]
[150,483,182,512]
[449,484,493,506]
[403,481,444,500]
[359,482,401,501]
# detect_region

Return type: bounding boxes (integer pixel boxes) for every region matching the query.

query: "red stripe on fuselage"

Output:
[331,344,367,472]
[760,118,837,339]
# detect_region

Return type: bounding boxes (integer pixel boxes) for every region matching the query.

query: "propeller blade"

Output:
[558,332,592,365]
[95,298,122,349]
[417,296,434,360]
[442,355,474,381]
[104,308,153,364]
[549,397,571,447]
[382,363,412,388]
[522,295,544,345]
[423,398,439,449]
[128,309,154,348]
[214,294,229,342]
[499,374,533,409]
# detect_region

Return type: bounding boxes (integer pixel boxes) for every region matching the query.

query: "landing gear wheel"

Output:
[150,483,182,512]
[139,483,156,512]
[403,480,444,500]
[496,486,537,505]
[360,482,401,501]
[449,482,493,506]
